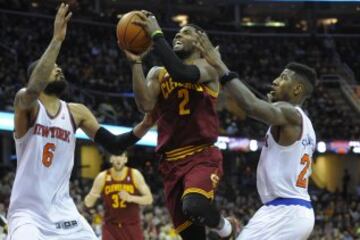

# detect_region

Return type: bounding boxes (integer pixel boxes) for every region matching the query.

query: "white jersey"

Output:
[257,107,316,204]
[8,100,84,235]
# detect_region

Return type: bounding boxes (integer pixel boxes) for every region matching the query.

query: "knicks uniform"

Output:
[7,100,96,240]
[101,168,143,240]
[238,107,316,240]
[156,68,223,233]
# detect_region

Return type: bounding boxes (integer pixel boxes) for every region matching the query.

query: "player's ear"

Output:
[293,84,303,97]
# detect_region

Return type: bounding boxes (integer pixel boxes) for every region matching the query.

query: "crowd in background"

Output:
[1,150,360,240]
[1,12,360,140]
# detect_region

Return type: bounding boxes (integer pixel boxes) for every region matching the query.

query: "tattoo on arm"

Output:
[15,39,63,109]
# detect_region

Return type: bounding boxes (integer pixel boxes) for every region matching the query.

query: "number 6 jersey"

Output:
[257,107,316,204]
[8,100,81,234]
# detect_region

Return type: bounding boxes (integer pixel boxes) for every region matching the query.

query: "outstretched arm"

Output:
[194,32,301,126]
[132,11,217,83]
[14,3,72,110]
[119,169,153,205]
[84,171,106,208]
[69,103,156,154]
[123,50,161,113]
[14,4,72,138]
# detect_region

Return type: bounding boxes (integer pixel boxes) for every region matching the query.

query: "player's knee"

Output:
[182,193,210,225]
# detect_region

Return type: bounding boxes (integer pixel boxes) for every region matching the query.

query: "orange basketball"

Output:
[116,11,152,54]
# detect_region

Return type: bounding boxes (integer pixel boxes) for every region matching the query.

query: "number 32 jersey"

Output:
[8,100,80,231]
[257,107,316,203]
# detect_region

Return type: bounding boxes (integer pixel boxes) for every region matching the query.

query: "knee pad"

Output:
[182,193,212,226]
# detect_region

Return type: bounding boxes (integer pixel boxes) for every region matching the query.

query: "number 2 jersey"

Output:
[8,100,82,234]
[257,107,316,203]
[155,68,220,159]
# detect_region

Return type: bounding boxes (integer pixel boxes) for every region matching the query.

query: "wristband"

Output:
[151,30,164,39]
[220,71,239,86]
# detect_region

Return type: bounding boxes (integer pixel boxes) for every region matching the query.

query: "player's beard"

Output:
[44,79,68,97]
[175,49,192,60]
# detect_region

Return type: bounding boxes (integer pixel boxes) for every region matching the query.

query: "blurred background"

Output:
[0,0,360,239]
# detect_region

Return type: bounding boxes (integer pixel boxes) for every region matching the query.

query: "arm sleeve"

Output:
[94,127,140,155]
[153,35,200,83]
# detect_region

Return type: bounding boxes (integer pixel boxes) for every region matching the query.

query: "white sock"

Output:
[212,218,232,237]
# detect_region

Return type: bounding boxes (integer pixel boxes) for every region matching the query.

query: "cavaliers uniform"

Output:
[155,68,223,233]
[102,167,144,240]
[7,100,97,240]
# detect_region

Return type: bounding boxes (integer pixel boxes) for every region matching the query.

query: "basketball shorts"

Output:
[159,146,223,234]
[102,222,143,240]
[237,199,315,240]
[7,214,97,240]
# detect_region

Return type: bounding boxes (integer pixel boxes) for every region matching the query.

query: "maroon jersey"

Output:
[155,68,219,158]
[102,167,140,224]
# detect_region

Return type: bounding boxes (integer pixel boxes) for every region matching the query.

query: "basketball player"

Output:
[84,153,153,240]
[7,4,155,240]
[122,11,238,240]
[194,32,316,240]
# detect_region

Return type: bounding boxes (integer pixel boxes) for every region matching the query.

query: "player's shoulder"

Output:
[272,101,294,108]
[130,168,144,178]
[67,102,93,116]
[95,170,108,182]
[273,102,302,125]
[68,102,87,111]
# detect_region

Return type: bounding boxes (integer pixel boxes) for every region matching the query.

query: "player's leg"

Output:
[181,147,236,239]
[124,223,144,240]
[102,225,116,240]
[66,216,98,240]
[159,160,200,239]
[179,224,206,240]
[8,223,41,240]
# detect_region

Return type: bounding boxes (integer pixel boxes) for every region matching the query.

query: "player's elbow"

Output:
[145,194,153,205]
[138,102,155,113]
[84,195,94,208]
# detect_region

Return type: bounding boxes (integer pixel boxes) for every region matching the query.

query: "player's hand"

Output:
[141,109,158,128]
[119,190,132,202]
[132,10,162,37]
[193,31,229,76]
[123,46,152,64]
[53,3,72,42]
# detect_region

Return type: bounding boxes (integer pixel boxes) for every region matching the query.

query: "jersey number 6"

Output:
[296,154,311,188]
[42,143,56,167]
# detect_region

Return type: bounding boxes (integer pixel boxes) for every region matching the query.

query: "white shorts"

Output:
[237,204,314,240]
[7,215,97,240]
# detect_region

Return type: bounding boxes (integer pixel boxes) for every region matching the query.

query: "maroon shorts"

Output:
[159,146,223,233]
[102,222,144,240]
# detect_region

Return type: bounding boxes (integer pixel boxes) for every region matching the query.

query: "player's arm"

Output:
[133,12,216,84]
[14,4,72,138]
[224,80,301,126]
[69,103,155,154]
[84,171,106,208]
[194,31,301,126]
[123,50,161,113]
[119,169,153,205]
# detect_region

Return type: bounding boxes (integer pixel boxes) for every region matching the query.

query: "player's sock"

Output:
[212,217,232,238]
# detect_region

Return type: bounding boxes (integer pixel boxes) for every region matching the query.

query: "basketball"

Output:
[116,11,152,54]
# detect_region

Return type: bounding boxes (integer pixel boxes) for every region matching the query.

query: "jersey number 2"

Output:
[296,154,311,188]
[42,143,56,167]
[178,89,190,115]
